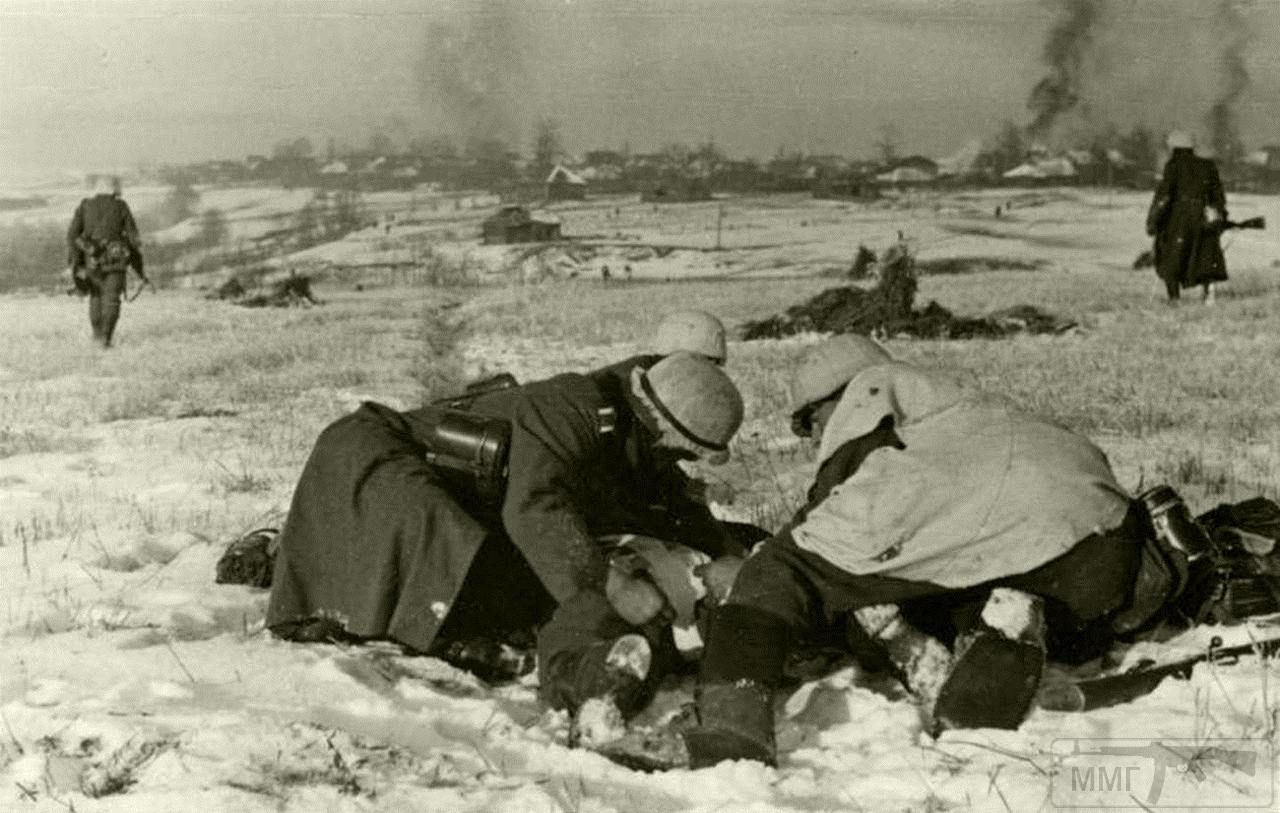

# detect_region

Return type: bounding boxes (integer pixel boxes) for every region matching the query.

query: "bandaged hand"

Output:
[694,554,744,604]
[606,559,670,626]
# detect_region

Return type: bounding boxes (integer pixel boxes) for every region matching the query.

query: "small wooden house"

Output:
[546,165,588,200]
[481,206,562,244]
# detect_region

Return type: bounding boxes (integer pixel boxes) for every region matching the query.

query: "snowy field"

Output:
[3,186,1280,811]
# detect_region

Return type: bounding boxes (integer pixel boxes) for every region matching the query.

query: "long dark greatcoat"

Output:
[266,365,736,653]
[1146,149,1228,291]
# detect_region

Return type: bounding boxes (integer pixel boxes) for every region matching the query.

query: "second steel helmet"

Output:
[654,310,728,364]
[789,335,892,412]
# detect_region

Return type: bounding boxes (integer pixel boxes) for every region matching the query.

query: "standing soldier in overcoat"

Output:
[66,175,147,346]
[267,352,748,730]
[1146,131,1229,304]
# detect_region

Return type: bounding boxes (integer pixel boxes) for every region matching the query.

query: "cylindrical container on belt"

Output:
[1139,485,1214,561]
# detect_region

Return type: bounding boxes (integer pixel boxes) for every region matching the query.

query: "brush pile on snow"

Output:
[741,243,1077,340]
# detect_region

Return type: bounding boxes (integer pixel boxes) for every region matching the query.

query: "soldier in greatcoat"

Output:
[1146,131,1229,304]
[268,353,747,723]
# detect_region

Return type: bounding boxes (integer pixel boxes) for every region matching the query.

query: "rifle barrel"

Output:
[1041,634,1280,713]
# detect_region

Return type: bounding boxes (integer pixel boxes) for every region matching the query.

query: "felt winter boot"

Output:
[931,588,1047,733]
[684,604,793,767]
[683,679,777,768]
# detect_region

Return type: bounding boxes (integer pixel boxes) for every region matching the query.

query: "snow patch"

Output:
[981,587,1044,643]
[574,697,627,748]
[23,678,70,707]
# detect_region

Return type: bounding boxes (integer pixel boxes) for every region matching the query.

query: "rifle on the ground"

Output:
[1037,633,1280,712]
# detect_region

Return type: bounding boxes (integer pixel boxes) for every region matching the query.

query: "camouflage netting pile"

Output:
[740,244,1077,341]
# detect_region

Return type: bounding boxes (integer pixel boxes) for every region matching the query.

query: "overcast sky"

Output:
[2,0,1278,180]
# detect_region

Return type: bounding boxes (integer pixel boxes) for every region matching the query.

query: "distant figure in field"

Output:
[1146,131,1229,305]
[66,175,147,347]
[601,264,612,283]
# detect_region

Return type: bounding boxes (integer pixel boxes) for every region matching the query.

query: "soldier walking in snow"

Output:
[684,336,1221,767]
[1146,131,1229,304]
[267,352,748,731]
[66,175,147,347]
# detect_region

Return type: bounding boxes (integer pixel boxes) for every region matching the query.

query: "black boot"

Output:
[932,588,1047,733]
[685,604,794,768]
[684,679,777,768]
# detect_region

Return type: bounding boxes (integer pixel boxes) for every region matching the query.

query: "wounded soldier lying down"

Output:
[266,352,754,733]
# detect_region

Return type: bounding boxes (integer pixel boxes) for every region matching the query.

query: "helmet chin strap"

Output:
[637,370,726,453]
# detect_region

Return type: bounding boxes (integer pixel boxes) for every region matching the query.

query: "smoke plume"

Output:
[1026,0,1104,138]
[418,1,527,144]
[1205,0,1249,165]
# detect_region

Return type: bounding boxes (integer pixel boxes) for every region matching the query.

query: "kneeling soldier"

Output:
[687,336,1194,767]
[268,353,747,729]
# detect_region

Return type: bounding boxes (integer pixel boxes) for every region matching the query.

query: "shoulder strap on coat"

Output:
[596,406,617,436]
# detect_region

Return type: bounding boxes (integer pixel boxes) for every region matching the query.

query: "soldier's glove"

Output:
[694,554,744,605]
[606,555,671,627]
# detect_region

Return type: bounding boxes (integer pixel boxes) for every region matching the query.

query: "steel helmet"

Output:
[90,174,118,195]
[789,335,892,411]
[654,310,728,364]
[638,352,743,458]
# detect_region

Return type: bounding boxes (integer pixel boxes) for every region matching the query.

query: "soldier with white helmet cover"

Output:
[684,335,1197,768]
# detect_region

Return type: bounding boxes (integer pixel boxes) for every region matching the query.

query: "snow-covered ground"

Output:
[3,187,1280,811]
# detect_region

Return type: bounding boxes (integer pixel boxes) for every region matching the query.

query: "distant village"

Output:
[142,126,1280,204]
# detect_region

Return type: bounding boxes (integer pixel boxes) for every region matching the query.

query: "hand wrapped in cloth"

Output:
[603,535,745,627]
[606,553,673,626]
